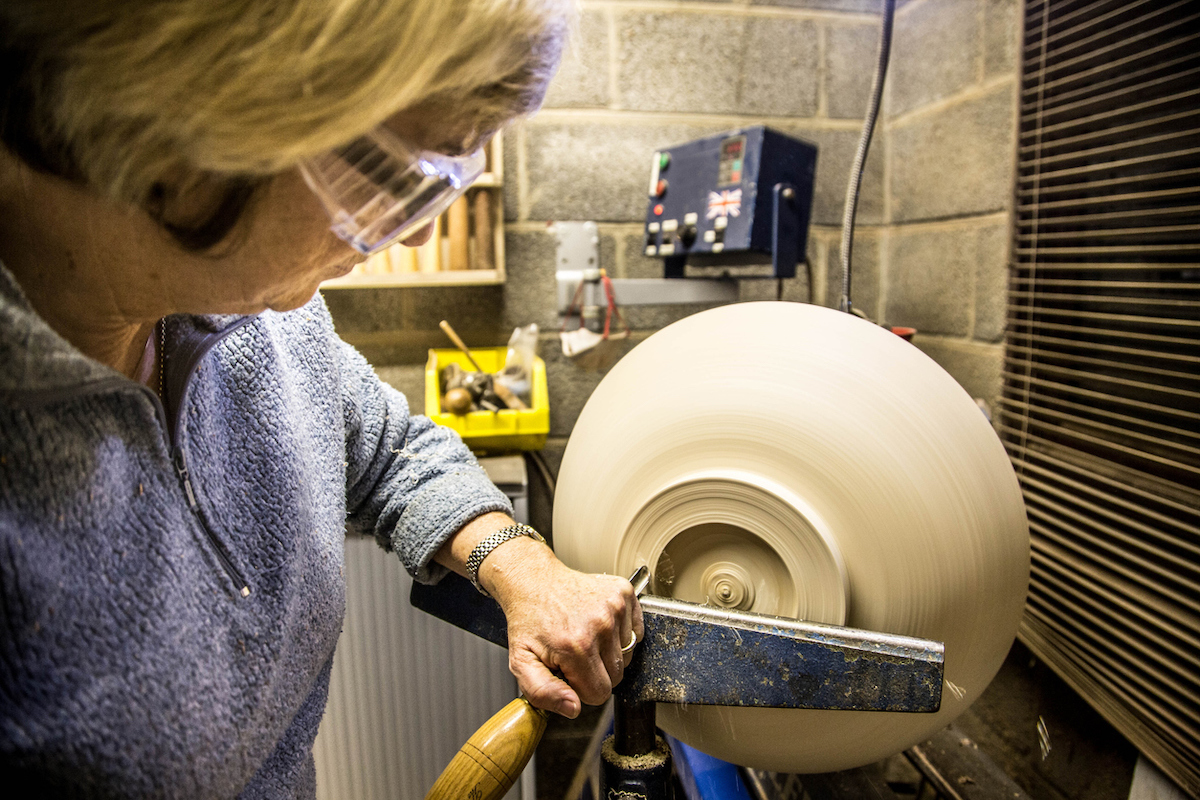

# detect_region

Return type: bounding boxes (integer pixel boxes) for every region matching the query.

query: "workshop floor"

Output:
[535,640,1138,800]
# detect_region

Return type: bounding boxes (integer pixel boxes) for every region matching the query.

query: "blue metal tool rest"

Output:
[411,573,944,800]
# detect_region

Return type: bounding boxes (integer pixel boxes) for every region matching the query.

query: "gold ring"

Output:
[620,631,637,653]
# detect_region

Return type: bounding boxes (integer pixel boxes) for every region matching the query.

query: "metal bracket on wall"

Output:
[553,221,738,330]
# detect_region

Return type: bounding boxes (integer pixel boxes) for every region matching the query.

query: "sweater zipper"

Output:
[172,446,251,598]
[161,316,258,600]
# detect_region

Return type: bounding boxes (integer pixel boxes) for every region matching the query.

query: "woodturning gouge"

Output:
[414,567,944,800]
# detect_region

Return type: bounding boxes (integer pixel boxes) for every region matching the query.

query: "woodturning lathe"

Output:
[420,300,1029,797]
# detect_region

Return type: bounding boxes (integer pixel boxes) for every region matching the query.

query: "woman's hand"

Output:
[487,546,643,718]
[435,513,643,719]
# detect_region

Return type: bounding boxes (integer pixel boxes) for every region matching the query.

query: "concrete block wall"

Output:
[324,0,1021,534]
[884,0,1020,414]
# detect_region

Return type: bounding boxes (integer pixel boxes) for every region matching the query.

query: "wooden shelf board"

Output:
[321,268,505,289]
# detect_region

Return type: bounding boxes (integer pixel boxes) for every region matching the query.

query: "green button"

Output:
[659,152,671,170]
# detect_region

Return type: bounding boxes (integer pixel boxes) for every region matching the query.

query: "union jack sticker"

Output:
[706,189,742,219]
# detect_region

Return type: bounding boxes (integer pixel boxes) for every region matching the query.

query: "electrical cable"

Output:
[839,0,896,316]
[526,450,556,499]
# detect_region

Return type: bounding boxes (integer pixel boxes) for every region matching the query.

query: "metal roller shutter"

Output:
[1001,0,1200,794]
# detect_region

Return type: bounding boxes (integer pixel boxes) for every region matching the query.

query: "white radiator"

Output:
[314,457,532,800]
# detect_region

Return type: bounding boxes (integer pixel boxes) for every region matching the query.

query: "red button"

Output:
[653,204,664,216]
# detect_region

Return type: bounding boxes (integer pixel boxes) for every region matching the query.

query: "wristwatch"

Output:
[465,523,547,596]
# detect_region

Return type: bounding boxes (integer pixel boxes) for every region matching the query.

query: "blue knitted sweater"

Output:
[0,264,512,797]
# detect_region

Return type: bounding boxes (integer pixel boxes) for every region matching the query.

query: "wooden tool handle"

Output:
[473,191,494,271]
[444,387,474,415]
[425,697,547,800]
[439,320,485,372]
[447,196,470,270]
[417,215,442,273]
[492,381,528,411]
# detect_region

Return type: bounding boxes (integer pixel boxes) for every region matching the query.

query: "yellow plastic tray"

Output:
[425,347,549,452]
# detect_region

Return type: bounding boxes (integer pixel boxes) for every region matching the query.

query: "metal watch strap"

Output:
[465,523,546,596]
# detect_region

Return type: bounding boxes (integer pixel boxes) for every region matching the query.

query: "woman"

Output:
[0,0,640,795]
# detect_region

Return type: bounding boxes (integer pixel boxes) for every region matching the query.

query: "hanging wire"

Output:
[526,451,556,498]
[840,0,897,316]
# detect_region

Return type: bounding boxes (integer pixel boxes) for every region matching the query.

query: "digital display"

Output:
[717,135,746,186]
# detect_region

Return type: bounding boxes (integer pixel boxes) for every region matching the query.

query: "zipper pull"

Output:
[173,451,199,510]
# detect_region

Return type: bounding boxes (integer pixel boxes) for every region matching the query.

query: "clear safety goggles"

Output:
[299,126,486,255]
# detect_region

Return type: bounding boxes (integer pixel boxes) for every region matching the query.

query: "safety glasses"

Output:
[299,126,486,255]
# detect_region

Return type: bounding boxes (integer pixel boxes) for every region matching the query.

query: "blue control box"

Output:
[643,125,817,279]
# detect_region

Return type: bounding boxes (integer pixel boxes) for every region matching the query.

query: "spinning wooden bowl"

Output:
[553,302,1029,773]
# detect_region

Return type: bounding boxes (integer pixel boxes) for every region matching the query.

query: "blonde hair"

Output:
[1,0,574,213]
